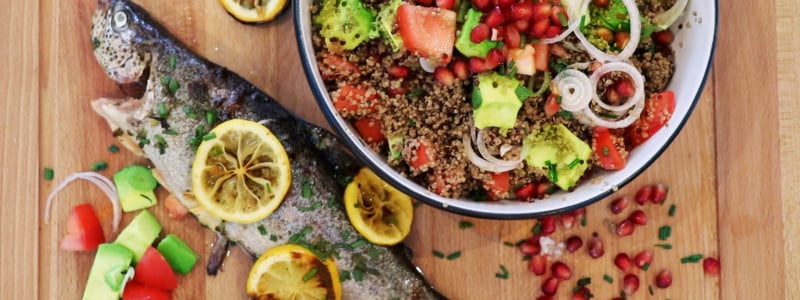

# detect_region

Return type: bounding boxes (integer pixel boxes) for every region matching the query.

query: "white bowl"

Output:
[294,0,718,219]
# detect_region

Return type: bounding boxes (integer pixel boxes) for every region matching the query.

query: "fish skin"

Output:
[90,0,440,299]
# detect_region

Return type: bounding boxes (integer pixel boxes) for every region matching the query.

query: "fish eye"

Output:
[113,11,129,29]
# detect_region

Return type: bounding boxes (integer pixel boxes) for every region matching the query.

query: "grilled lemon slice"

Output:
[344,167,413,246]
[219,0,288,23]
[191,119,291,224]
[247,244,342,300]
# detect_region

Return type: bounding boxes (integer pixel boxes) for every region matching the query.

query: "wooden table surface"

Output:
[1,0,797,299]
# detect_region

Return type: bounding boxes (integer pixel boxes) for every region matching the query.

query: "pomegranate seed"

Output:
[510,2,534,20]
[539,216,556,235]
[559,213,576,229]
[495,0,514,8]
[503,25,521,49]
[551,261,572,280]
[652,30,675,45]
[614,253,633,272]
[512,19,530,32]
[544,25,562,38]
[484,48,505,70]
[655,269,673,288]
[592,0,610,8]
[565,236,583,253]
[703,257,720,276]
[541,277,560,296]
[587,234,604,259]
[485,6,506,28]
[468,57,487,73]
[531,18,551,38]
[628,210,647,225]
[536,296,553,300]
[615,219,635,237]
[387,65,410,79]
[615,31,630,49]
[574,207,586,221]
[634,250,654,270]
[623,274,640,295]
[652,183,668,204]
[451,59,469,80]
[471,0,491,11]
[634,185,654,205]
[614,78,635,98]
[415,0,434,5]
[532,3,552,21]
[433,66,455,86]
[610,195,630,214]
[436,0,455,9]
[528,254,547,275]
[470,23,491,43]
[519,239,542,255]
[572,288,591,300]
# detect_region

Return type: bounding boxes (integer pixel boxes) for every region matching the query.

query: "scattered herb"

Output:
[154,134,167,154]
[642,263,650,271]
[206,111,217,125]
[413,201,423,208]
[658,225,672,241]
[288,226,312,244]
[265,182,272,193]
[406,89,425,98]
[168,78,180,93]
[302,268,319,283]
[558,110,574,120]
[503,241,515,247]
[459,220,474,230]
[157,102,169,118]
[572,277,592,293]
[183,106,198,119]
[91,161,108,171]
[568,158,583,169]
[269,234,278,242]
[495,265,509,279]
[108,144,120,153]
[599,112,620,119]
[301,178,313,198]
[668,204,676,217]
[446,251,462,260]
[340,270,352,281]
[349,239,367,249]
[43,168,54,180]
[654,243,672,249]
[257,225,267,236]
[681,253,704,263]
[602,146,610,156]
[558,12,568,27]
[210,147,224,156]
[299,202,323,212]
[353,268,364,282]
[202,132,217,141]
[532,222,542,235]
[581,216,587,227]
[433,250,445,259]
[649,285,655,295]
[92,38,100,49]
[163,129,178,135]
[168,55,176,71]
[326,196,337,208]
[603,274,614,283]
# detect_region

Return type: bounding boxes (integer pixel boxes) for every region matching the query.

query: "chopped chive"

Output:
[459,220,474,230]
[413,201,423,208]
[108,144,120,153]
[206,111,217,125]
[299,202,323,212]
[522,255,531,261]
[548,163,558,183]
[349,239,367,249]
[568,158,583,169]
[91,161,108,171]
[157,102,168,118]
[202,132,216,141]
[43,168,54,180]
[270,234,278,242]
[406,88,425,98]
[154,134,167,154]
[572,277,592,293]
[649,285,654,295]
[167,78,180,93]
[353,269,364,282]
[580,15,587,29]
[160,75,171,86]
[581,216,587,226]
[495,265,509,279]
[340,270,351,281]
[210,147,224,156]
[265,182,272,193]
[558,12,568,27]
[668,204,676,217]
[302,178,313,198]
[183,106,198,119]
[603,274,614,283]
[532,222,542,235]
[433,250,445,259]
[642,263,650,271]
[654,243,672,249]
[163,129,178,135]
[446,251,462,260]
[558,110,574,120]
[599,112,620,119]
[602,146,610,156]
[503,241,515,247]
[680,253,704,263]
[658,225,672,241]
[326,196,337,208]
[168,55,176,71]
[257,225,267,236]
[302,267,319,283]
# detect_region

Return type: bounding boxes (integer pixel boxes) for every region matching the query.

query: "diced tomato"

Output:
[397,3,457,65]
[134,247,178,291]
[353,117,386,144]
[332,84,378,117]
[544,94,560,117]
[485,171,510,198]
[318,51,359,81]
[60,203,105,251]
[626,91,676,147]
[404,138,436,172]
[593,126,626,170]
[122,281,172,300]
[514,183,536,201]
[533,43,549,71]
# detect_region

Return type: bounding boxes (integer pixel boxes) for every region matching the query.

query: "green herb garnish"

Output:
[681,253,704,263]
[168,55,176,71]
[44,168,54,180]
[302,178,313,198]
[495,265,509,279]
[257,225,267,236]
[658,225,672,241]
[202,132,216,141]
[446,251,462,260]
[668,204,676,217]
[206,111,217,125]
[157,102,169,118]
[433,250,445,259]
[459,220,474,230]
[603,274,614,283]
[303,268,319,283]
[654,243,672,249]
[108,144,120,153]
[91,161,108,171]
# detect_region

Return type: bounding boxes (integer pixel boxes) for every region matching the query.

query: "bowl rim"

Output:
[293,0,720,219]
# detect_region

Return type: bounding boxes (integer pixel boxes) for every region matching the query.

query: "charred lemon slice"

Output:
[219,0,287,23]
[344,167,413,246]
[247,244,342,300]
[191,119,291,224]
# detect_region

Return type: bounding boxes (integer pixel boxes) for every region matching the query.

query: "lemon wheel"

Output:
[247,244,342,300]
[191,119,291,224]
[344,167,414,246]
[219,0,287,23]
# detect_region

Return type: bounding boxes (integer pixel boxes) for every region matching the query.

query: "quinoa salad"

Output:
[311,0,687,201]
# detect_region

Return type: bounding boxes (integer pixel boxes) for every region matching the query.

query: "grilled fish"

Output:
[90,0,439,298]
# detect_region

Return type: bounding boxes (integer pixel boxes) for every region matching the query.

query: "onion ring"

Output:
[552,69,593,112]
[44,172,122,232]
[580,98,644,128]
[475,128,525,168]
[589,61,645,113]
[463,134,519,173]
[573,0,641,62]
[541,0,589,44]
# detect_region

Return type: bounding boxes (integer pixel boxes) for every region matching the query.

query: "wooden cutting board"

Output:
[1,0,793,299]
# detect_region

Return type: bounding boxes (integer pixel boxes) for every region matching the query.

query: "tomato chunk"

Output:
[60,203,105,251]
[593,126,626,170]
[332,84,378,117]
[397,3,457,64]
[134,247,178,291]
[484,171,510,199]
[404,138,436,172]
[626,91,676,147]
[318,51,360,81]
[122,281,172,300]
[354,117,386,144]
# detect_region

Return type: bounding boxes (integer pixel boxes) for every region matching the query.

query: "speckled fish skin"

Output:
[89,0,440,298]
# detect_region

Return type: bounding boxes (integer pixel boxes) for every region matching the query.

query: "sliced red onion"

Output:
[553,69,593,112]
[475,129,525,168]
[463,134,519,173]
[589,61,645,113]
[653,0,688,30]
[541,0,589,44]
[573,0,641,62]
[44,172,122,232]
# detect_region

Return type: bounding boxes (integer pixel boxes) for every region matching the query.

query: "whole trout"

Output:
[90,0,439,298]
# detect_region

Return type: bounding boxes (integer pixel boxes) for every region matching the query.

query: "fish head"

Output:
[92,0,158,89]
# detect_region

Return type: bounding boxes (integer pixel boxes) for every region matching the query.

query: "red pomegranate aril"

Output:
[559,212,576,229]
[635,185,654,205]
[451,59,469,80]
[544,25,562,38]
[551,261,572,280]
[536,296,554,300]
[387,65,410,79]
[628,210,647,225]
[565,236,583,253]
[574,207,587,221]
[572,288,591,300]
[587,234,604,259]
[540,216,556,235]
[433,66,456,86]
[415,0,434,5]
[528,254,547,276]
[614,78,635,98]
[503,25,522,49]
[652,183,669,204]
[655,269,673,288]
[484,48,505,70]
[614,253,633,272]
[634,250,654,270]
[615,31,630,49]
[616,219,635,237]
[532,3,553,21]
[513,19,530,32]
[610,195,630,214]
[531,18,551,38]
[652,30,675,45]
[436,0,455,9]
[541,277,560,296]
[510,2,534,20]
[550,5,567,25]
[471,23,491,43]
[485,6,506,28]
[623,274,640,295]
[519,239,542,255]
[472,0,491,11]
[496,0,515,8]
[703,257,721,276]
[515,183,536,201]
[469,57,487,73]
[592,0,610,8]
